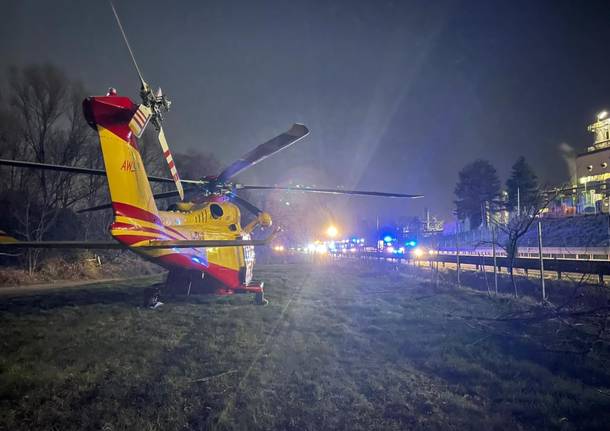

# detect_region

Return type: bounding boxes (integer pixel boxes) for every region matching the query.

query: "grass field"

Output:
[1,262,610,430]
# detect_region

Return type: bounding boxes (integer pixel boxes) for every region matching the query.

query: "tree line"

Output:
[454,156,541,230]
[453,156,560,296]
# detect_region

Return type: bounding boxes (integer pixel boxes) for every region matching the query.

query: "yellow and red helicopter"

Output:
[0,3,421,305]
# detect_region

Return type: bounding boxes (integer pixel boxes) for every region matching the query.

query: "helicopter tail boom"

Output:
[83,94,160,237]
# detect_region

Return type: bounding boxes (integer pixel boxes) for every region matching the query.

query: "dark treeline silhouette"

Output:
[0,64,217,274]
[454,156,542,230]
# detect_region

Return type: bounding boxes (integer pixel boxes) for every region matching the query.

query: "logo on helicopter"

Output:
[120,159,138,173]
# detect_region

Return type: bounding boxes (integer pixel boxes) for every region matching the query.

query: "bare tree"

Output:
[173,150,220,180]
[0,64,98,273]
[491,189,557,297]
[0,64,228,273]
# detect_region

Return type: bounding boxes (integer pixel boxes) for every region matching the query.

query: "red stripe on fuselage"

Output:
[112,233,164,245]
[111,202,188,240]
[111,221,180,241]
[158,253,239,288]
[163,225,188,240]
[206,261,241,288]
[113,201,163,225]
[112,226,240,289]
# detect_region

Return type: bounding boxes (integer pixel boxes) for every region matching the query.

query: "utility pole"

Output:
[456,218,461,288]
[492,225,498,295]
[537,220,546,301]
[517,187,521,218]
[582,179,589,214]
[435,237,440,288]
[607,209,610,246]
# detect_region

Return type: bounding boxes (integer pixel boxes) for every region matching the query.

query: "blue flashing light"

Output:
[383,235,393,243]
[406,240,417,247]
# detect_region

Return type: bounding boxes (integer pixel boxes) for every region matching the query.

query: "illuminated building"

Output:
[572,111,610,213]
[543,111,610,216]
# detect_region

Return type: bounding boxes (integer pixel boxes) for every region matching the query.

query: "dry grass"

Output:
[0,262,609,430]
[0,253,161,287]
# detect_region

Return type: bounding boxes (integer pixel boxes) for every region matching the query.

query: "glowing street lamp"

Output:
[326,225,338,238]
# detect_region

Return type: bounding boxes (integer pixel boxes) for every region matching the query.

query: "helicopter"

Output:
[0,3,422,305]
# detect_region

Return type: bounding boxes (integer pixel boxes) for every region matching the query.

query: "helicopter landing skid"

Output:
[235,281,267,305]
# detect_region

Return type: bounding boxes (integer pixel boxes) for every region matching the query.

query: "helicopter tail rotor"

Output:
[158,126,184,200]
[128,104,152,138]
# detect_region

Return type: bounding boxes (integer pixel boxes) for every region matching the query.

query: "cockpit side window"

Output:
[210,203,224,219]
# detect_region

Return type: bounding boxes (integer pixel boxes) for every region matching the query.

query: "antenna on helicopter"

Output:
[109,1,184,200]
[109,1,145,88]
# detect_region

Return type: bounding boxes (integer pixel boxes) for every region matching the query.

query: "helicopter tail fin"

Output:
[82,94,160,228]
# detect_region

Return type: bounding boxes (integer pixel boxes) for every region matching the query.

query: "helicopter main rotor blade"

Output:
[238,185,423,198]
[0,159,108,177]
[216,124,309,183]
[0,159,203,186]
[76,188,194,214]
[109,0,147,89]
[226,192,263,216]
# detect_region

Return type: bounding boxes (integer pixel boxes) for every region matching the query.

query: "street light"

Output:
[326,225,338,238]
[413,247,424,258]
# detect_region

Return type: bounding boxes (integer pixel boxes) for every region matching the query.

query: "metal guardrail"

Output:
[352,251,610,280]
[435,247,610,261]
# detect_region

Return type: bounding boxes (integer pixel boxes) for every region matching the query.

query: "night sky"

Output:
[2,0,610,231]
